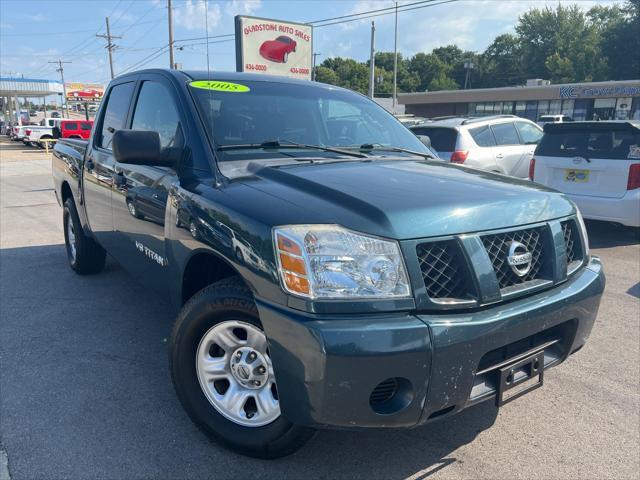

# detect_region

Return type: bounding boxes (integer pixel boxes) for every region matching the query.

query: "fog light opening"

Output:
[369,377,414,415]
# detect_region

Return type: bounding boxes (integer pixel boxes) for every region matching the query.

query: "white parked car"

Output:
[531,121,640,227]
[410,115,543,178]
[537,114,573,126]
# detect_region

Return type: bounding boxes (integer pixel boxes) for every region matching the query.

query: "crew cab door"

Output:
[83,80,135,250]
[111,76,183,294]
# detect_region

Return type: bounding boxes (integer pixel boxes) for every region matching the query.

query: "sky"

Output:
[0,0,622,86]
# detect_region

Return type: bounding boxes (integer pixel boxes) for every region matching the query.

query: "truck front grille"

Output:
[561,219,584,273]
[415,217,585,307]
[481,227,547,290]
[416,240,476,301]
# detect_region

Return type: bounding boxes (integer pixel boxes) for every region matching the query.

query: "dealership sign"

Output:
[235,16,313,80]
[65,83,104,102]
[559,84,640,99]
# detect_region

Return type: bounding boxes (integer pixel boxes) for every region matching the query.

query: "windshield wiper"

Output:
[357,143,436,160]
[217,140,368,158]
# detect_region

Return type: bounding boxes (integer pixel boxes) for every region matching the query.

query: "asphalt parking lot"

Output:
[0,136,638,480]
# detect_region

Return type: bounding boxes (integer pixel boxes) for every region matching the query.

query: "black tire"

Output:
[169,277,315,458]
[63,197,106,274]
[126,199,143,219]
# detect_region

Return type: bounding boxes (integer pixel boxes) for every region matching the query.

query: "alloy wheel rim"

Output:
[66,217,76,261]
[195,320,280,427]
[127,201,136,216]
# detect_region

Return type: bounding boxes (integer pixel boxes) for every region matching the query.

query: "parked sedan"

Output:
[530,121,640,227]
[259,35,296,63]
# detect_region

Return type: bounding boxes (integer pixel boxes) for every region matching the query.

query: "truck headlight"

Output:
[575,208,590,259]
[274,225,411,299]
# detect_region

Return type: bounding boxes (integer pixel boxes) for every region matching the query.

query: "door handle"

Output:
[496,153,504,159]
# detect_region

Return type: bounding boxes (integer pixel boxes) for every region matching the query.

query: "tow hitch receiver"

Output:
[497,350,544,407]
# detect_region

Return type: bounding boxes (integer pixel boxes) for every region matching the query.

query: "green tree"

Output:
[481,33,524,87]
[407,53,458,91]
[516,4,607,82]
[592,1,640,80]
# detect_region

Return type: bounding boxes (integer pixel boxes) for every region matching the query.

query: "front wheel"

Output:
[63,198,106,274]
[169,277,315,458]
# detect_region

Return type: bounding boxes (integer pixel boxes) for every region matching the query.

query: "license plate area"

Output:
[496,350,544,407]
[564,168,590,182]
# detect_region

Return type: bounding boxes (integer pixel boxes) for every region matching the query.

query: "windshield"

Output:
[189,79,430,168]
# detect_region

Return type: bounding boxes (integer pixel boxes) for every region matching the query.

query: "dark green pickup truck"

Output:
[52,69,605,458]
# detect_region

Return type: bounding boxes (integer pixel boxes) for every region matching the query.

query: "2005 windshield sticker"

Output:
[190,81,250,93]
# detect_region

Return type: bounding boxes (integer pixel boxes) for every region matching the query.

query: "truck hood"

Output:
[239,159,574,239]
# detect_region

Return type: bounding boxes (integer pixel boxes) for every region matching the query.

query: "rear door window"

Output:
[515,121,543,145]
[490,122,521,145]
[98,82,135,150]
[80,122,92,130]
[536,127,640,159]
[64,122,78,130]
[468,125,496,147]
[411,127,458,152]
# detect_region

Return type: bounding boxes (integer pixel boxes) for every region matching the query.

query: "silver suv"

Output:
[411,115,543,179]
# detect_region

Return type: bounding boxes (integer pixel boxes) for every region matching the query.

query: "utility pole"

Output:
[49,59,71,118]
[168,0,175,69]
[97,17,122,79]
[312,52,321,81]
[368,21,375,99]
[392,1,398,111]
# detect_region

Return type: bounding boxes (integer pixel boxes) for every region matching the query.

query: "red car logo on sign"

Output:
[259,36,297,63]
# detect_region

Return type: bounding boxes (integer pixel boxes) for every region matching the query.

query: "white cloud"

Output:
[224,0,262,17]
[174,0,222,31]
[25,13,47,22]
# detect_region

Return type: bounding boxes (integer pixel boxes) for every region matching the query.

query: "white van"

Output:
[531,121,640,227]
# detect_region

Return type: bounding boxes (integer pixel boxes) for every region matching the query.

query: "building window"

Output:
[573,99,591,121]
[515,101,526,117]
[561,99,574,116]
[593,98,616,120]
[615,97,633,120]
[524,101,538,121]
[549,100,562,115]
[538,100,550,117]
[631,97,640,120]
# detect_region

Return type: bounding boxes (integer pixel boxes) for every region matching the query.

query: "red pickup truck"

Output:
[54,120,94,139]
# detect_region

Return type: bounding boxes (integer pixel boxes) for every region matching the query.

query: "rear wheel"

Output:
[169,277,315,458]
[63,198,106,274]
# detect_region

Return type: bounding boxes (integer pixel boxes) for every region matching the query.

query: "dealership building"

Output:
[398,80,640,122]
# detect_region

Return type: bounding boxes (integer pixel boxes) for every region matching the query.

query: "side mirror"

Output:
[113,130,174,167]
[417,134,431,148]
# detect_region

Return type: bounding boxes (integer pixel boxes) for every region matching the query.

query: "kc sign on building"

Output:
[235,16,313,80]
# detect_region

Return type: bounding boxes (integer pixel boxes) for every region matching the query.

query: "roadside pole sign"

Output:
[235,15,313,80]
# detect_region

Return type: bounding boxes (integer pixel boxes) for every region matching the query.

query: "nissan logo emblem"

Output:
[507,241,533,277]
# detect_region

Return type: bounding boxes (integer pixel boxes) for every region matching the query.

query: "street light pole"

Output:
[168,0,175,69]
[369,21,375,99]
[49,59,71,118]
[392,1,398,111]
[312,52,321,81]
